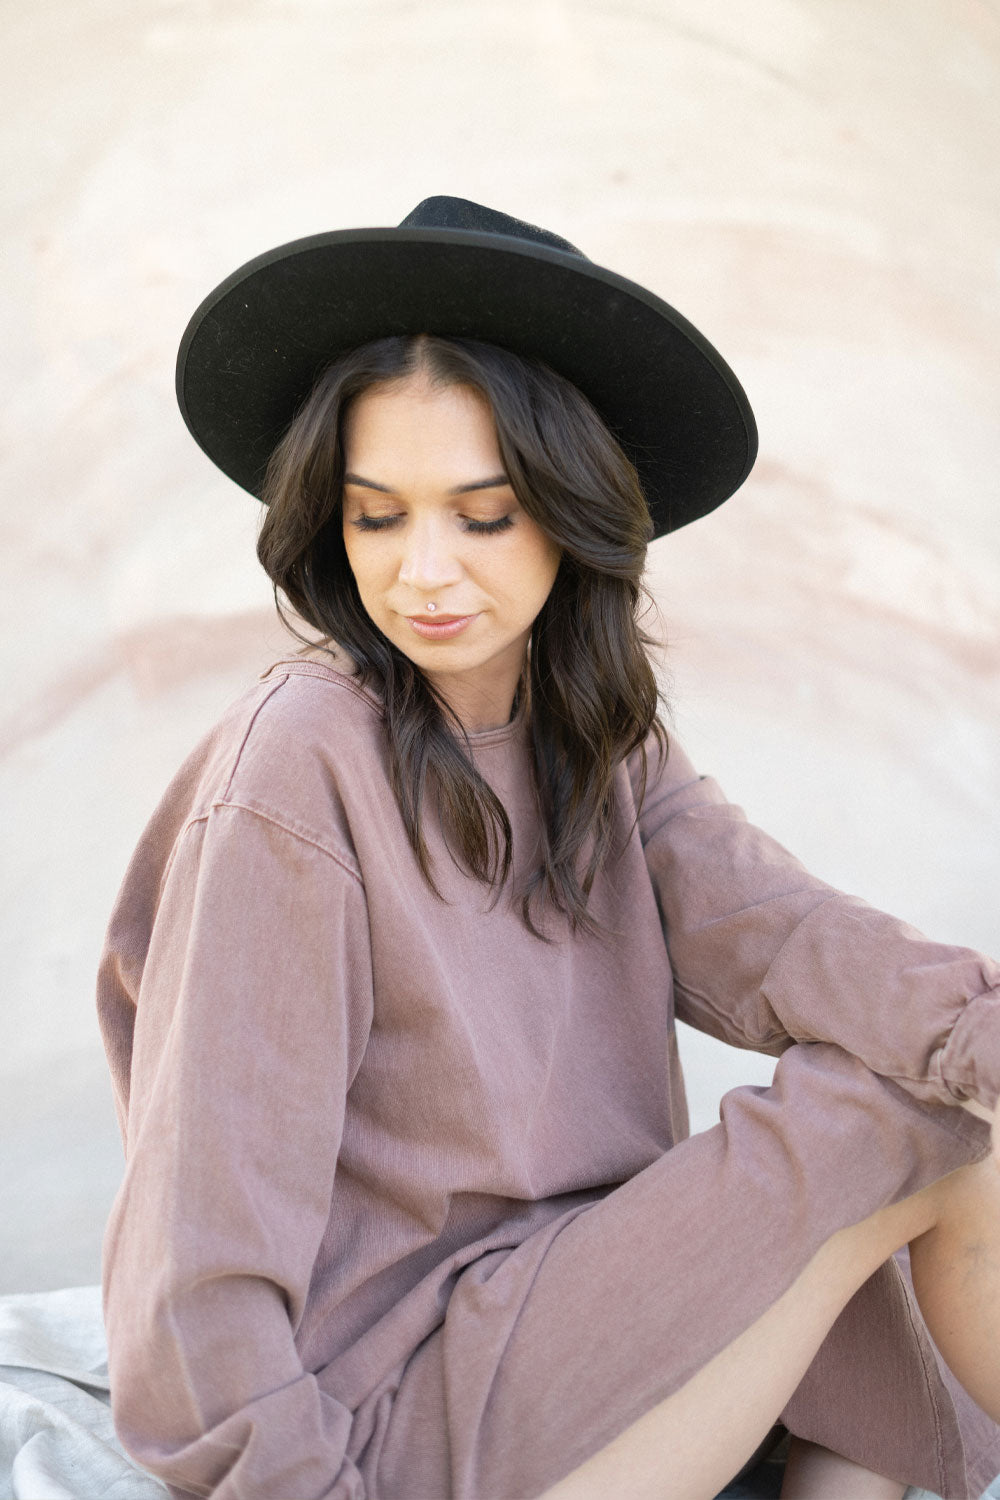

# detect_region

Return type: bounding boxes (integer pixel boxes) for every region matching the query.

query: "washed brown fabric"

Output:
[97,656,1000,1500]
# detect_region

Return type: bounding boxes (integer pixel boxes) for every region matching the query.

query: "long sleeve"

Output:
[99,802,374,1500]
[630,735,1000,1112]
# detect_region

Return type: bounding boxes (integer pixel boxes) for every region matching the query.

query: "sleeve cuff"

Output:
[932,989,1000,1111]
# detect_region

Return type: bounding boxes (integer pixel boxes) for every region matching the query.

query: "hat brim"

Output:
[176,227,757,537]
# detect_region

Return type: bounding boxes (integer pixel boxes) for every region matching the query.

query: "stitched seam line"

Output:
[212,801,363,884]
[219,676,295,802]
[896,1259,950,1494]
[263,663,384,717]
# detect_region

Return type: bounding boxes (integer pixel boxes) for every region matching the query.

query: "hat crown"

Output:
[177,194,757,531]
[398,195,584,258]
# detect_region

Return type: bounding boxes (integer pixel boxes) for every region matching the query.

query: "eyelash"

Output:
[351,514,515,536]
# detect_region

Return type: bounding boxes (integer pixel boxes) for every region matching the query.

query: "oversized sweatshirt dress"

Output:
[96,653,1000,1500]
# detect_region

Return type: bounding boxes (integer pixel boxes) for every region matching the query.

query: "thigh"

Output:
[374,1042,991,1500]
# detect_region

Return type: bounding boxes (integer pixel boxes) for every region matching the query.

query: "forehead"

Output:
[343,376,500,467]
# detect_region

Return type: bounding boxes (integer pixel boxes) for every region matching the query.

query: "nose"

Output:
[397,515,464,594]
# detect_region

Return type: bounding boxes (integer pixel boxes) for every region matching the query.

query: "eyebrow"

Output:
[343,472,512,495]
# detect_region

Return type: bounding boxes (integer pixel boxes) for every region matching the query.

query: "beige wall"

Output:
[2,0,998,1290]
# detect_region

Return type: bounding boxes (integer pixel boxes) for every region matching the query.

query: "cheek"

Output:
[506,544,560,621]
[343,536,390,602]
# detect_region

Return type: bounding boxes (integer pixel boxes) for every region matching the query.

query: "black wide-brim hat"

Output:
[176,196,757,537]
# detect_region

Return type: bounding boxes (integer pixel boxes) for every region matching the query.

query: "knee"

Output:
[911,1154,1000,1249]
[817,1173,951,1292]
[834,1155,997,1275]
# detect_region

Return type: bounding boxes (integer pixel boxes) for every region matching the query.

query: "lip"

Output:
[405,613,478,639]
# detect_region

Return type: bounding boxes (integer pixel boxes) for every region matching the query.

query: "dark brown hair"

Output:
[257,335,667,938]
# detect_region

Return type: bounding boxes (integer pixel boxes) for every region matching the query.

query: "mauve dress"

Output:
[96,655,1000,1500]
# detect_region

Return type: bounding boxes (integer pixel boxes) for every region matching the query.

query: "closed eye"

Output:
[464,515,515,535]
[349,514,401,532]
[350,514,515,535]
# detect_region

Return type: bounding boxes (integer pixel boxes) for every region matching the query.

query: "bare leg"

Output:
[909,1152,1000,1419]
[779,1437,904,1498]
[537,1156,1000,1500]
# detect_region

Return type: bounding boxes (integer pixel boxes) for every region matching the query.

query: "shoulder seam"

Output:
[218,675,292,803]
[218,670,382,808]
[212,800,364,884]
[172,803,363,884]
[260,661,384,717]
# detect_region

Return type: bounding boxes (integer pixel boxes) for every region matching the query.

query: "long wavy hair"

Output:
[257,334,667,939]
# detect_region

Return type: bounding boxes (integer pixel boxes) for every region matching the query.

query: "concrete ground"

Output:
[2,0,998,1301]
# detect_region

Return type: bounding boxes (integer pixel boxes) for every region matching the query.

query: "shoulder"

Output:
[102,654,380,969]
[136,651,386,883]
[624,724,733,835]
[231,651,384,785]
[209,652,388,857]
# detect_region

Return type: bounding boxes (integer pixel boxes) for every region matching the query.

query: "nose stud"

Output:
[426,603,438,612]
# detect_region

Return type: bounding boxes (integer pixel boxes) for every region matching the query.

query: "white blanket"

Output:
[0,1286,167,1500]
[1,1285,996,1500]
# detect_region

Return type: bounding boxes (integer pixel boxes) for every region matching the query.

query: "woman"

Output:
[97,197,1000,1500]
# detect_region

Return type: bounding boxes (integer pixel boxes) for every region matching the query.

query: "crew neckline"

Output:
[261,653,529,747]
[461,690,529,748]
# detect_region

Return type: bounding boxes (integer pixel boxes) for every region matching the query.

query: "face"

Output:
[341,372,562,732]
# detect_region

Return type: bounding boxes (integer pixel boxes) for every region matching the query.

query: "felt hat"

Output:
[176,195,757,536]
